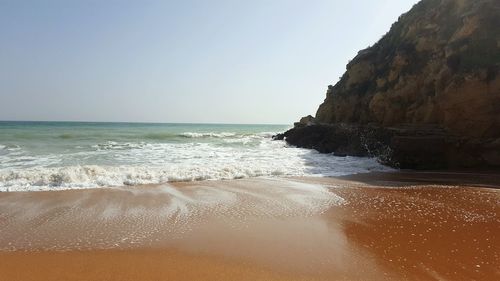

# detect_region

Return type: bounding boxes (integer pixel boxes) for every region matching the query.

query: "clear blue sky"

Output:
[0,0,418,124]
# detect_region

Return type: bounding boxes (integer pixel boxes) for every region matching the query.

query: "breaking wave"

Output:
[0,126,393,192]
[178,132,237,138]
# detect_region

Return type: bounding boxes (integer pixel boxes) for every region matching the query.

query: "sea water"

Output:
[0,121,391,191]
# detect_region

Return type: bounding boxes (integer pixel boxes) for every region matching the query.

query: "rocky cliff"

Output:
[280,0,500,169]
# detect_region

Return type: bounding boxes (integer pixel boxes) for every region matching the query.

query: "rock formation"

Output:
[280,0,500,169]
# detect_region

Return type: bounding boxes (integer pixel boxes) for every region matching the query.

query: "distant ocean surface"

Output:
[0,121,391,191]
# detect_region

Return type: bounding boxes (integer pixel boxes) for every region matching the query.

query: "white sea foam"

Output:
[179,132,237,138]
[92,141,149,151]
[0,133,393,192]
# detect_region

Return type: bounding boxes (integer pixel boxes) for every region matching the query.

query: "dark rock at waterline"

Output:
[280,123,390,157]
[272,133,285,141]
[279,124,500,169]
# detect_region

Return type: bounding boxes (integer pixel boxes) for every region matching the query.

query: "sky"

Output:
[0,0,419,124]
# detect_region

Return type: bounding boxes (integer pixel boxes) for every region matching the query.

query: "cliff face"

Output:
[317,0,500,137]
[282,0,500,169]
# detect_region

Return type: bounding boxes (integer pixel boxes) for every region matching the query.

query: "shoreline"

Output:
[1,172,499,280]
[4,168,500,194]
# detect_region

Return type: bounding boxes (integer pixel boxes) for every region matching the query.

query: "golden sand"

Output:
[0,173,499,280]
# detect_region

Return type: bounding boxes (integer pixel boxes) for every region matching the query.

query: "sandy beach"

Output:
[0,172,499,281]
[2,0,500,280]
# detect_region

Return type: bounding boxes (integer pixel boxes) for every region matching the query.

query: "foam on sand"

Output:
[0,178,343,251]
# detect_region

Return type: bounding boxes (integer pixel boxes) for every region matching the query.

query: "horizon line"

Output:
[0,120,290,126]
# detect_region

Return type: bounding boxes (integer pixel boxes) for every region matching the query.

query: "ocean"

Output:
[0,121,390,191]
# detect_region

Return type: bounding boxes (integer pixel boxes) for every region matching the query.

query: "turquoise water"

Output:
[0,122,287,167]
[0,121,390,191]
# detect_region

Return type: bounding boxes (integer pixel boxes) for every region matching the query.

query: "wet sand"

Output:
[0,173,499,280]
